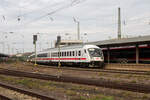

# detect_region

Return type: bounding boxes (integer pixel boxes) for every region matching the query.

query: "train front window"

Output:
[88,48,103,57]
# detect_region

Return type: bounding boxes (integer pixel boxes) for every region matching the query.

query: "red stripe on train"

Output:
[36,58,86,60]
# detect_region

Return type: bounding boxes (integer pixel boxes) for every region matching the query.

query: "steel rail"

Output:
[0,68,150,93]
[0,80,57,100]
[0,94,12,100]
[35,64,150,75]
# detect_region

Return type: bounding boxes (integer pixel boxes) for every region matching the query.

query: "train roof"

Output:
[41,44,99,52]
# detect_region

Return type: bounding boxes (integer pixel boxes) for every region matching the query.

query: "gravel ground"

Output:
[0,62,150,100]
[0,75,150,100]
[105,64,150,71]
[0,62,150,85]
[0,86,40,100]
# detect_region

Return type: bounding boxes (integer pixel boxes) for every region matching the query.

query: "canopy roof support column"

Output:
[136,44,139,64]
[107,47,110,64]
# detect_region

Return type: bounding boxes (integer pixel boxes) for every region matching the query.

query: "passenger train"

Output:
[29,45,104,68]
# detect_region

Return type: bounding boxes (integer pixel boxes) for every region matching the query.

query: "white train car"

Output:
[29,44,104,68]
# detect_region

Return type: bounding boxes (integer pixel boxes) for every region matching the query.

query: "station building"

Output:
[88,35,150,64]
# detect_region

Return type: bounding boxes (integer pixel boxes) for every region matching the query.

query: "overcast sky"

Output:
[0,0,150,54]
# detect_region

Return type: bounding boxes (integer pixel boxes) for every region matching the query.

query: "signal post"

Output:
[33,35,38,66]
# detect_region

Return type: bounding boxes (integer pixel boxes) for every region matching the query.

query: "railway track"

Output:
[0,80,57,100]
[0,68,150,94]
[36,64,150,75]
[0,94,12,100]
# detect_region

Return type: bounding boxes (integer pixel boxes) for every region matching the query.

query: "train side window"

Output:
[64,52,65,56]
[76,51,78,56]
[65,52,66,56]
[53,53,55,57]
[44,53,47,57]
[84,49,86,53]
[58,52,60,57]
[70,51,71,56]
[49,52,51,57]
[37,54,40,57]
[78,51,81,56]
[56,52,58,57]
[62,52,64,57]
[37,53,47,57]
[67,51,69,56]
[53,53,54,57]
[54,52,57,57]
[61,52,62,57]
[73,51,75,56]
[59,52,60,57]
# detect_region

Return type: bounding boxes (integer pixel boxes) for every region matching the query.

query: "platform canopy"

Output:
[88,35,150,48]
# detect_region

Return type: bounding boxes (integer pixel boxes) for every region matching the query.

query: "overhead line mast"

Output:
[118,7,121,39]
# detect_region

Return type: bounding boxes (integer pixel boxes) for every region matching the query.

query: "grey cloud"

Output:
[0,0,150,54]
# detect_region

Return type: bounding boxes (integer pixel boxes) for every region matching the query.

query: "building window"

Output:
[67,51,69,56]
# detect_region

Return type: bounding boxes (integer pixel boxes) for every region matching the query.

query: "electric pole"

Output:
[118,7,121,39]
[57,36,61,78]
[73,17,80,40]
[77,21,80,40]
